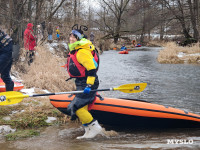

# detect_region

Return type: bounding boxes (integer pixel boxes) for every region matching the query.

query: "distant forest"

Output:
[0,0,199,45]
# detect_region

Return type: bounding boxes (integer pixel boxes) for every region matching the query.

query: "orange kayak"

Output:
[0,78,24,92]
[119,51,129,54]
[49,94,200,128]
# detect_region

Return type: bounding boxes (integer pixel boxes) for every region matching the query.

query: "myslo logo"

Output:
[167,139,193,144]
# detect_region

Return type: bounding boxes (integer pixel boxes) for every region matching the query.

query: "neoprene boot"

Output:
[76,120,102,139]
[6,81,14,91]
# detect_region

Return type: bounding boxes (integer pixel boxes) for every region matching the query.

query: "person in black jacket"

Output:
[0,28,14,91]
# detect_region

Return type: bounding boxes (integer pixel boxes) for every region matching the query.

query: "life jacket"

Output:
[65,48,99,78]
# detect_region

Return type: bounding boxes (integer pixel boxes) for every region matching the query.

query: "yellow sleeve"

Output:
[76,49,96,85]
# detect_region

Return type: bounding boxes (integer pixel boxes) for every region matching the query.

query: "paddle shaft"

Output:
[26,88,113,97]
[0,83,147,105]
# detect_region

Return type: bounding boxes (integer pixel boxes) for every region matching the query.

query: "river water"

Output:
[1,47,200,150]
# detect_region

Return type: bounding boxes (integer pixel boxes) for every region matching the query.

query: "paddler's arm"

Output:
[76,49,97,85]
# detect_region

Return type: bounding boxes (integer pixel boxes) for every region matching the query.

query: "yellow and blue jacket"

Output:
[68,38,98,85]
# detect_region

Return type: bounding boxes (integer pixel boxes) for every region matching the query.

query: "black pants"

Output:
[0,42,14,91]
[67,76,99,120]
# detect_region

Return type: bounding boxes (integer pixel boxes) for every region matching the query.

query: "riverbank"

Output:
[0,43,76,140]
[157,42,200,64]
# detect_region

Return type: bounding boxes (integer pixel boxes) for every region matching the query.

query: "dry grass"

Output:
[147,40,167,47]
[157,42,200,64]
[20,46,75,92]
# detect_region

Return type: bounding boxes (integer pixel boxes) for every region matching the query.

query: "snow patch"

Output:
[188,53,200,56]
[45,117,57,123]
[42,89,51,93]
[60,42,68,49]
[177,52,200,58]
[177,52,185,58]
[11,110,25,115]
[11,75,23,82]
[20,88,35,95]
[0,125,16,134]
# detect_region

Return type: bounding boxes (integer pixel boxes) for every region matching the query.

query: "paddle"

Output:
[0,83,147,105]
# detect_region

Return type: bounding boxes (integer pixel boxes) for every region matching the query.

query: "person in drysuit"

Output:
[65,25,102,139]
[120,44,127,51]
[0,28,14,91]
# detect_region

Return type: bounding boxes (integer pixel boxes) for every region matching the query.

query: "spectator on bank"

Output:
[24,23,36,65]
[132,40,137,47]
[90,32,95,44]
[47,22,53,42]
[36,24,43,44]
[41,21,46,39]
[56,26,60,41]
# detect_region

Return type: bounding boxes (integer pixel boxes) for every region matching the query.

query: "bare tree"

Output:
[97,0,130,43]
[187,0,199,40]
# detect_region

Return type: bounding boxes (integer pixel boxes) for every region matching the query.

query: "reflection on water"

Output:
[1,48,200,150]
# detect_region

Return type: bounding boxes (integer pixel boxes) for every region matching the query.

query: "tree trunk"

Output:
[74,0,77,24]
[140,0,146,44]
[114,19,121,44]
[188,0,199,40]
[160,0,164,41]
[27,0,32,22]
[180,19,192,39]
[47,0,65,22]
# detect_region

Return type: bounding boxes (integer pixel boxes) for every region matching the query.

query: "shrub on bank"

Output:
[157,42,200,64]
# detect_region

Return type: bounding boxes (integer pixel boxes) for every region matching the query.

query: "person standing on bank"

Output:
[90,32,95,44]
[36,24,43,45]
[41,21,46,39]
[0,28,14,91]
[65,25,102,139]
[47,22,53,42]
[24,23,36,65]
[56,26,60,41]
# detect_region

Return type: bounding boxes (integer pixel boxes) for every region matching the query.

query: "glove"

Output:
[84,84,92,94]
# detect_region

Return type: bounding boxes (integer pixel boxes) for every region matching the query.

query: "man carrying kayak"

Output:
[0,27,14,91]
[65,25,102,139]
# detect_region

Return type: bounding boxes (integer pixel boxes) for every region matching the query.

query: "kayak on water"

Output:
[49,94,200,128]
[0,78,24,92]
[119,51,129,54]
[136,44,141,47]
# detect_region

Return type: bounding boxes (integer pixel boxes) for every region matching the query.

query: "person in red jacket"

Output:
[24,23,36,65]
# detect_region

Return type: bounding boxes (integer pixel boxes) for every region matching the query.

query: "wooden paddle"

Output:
[0,83,147,105]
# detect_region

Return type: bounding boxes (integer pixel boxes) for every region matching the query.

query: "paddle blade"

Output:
[0,91,29,105]
[113,83,147,93]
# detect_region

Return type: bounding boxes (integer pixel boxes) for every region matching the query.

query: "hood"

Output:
[27,23,33,30]
[69,38,94,52]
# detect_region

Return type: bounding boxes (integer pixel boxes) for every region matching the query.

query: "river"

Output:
[1,47,200,150]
